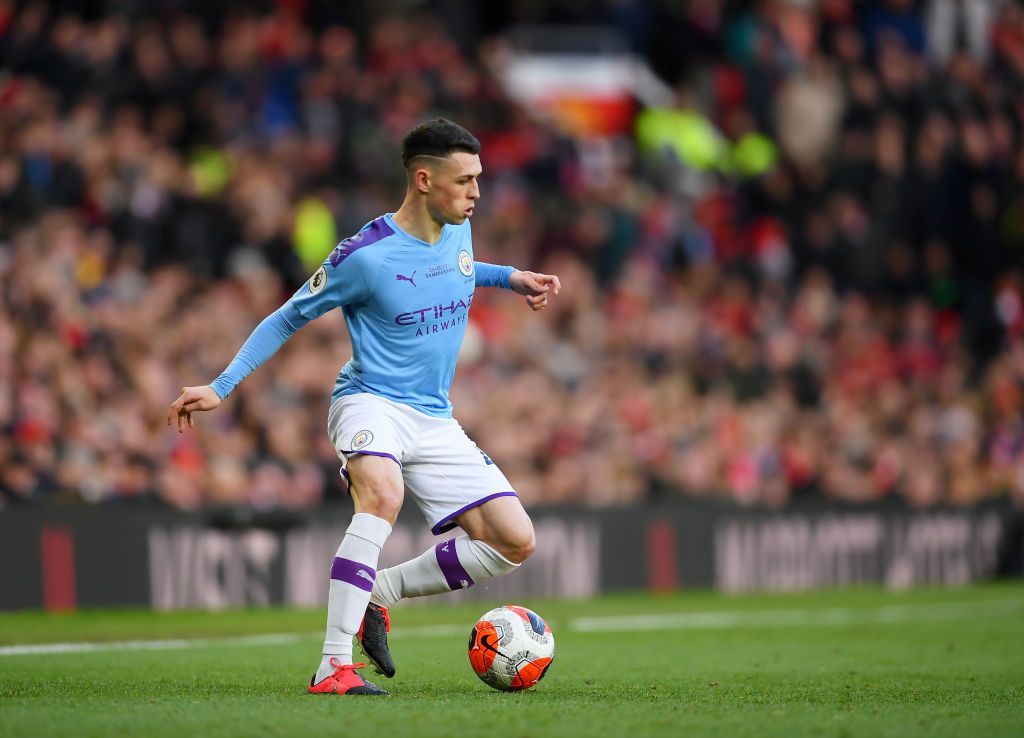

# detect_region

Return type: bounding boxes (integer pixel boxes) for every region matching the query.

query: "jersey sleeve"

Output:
[210,247,376,400]
[461,217,515,289]
[283,245,375,324]
[474,262,516,289]
[209,309,297,399]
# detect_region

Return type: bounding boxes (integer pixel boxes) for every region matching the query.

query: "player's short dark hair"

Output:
[401,118,480,168]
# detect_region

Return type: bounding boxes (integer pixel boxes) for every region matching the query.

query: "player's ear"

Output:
[414,167,431,194]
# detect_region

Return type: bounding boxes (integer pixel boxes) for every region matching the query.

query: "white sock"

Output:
[316,513,392,683]
[371,536,519,609]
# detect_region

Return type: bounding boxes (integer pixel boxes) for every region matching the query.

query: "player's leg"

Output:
[311,396,405,696]
[449,494,536,562]
[370,495,533,609]
[321,454,403,659]
[370,410,531,608]
[359,415,531,676]
[360,497,531,680]
[311,454,402,695]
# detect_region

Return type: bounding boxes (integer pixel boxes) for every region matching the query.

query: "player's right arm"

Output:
[166,246,373,433]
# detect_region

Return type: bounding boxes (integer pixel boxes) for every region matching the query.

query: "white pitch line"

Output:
[568,598,1024,632]
[1,598,1021,657]
[0,626,465,657]
[0,632,310,656]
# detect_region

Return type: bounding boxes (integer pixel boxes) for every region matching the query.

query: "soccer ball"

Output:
[467,605,555,691]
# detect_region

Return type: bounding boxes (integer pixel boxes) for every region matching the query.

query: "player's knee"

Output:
[509,535,535,565]
[502,521,536,564]
[358,477,402,518]
[358,487,403,521]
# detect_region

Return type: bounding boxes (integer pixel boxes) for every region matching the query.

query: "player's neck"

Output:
[392,201,444,245]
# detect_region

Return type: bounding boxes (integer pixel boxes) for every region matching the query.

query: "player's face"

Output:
[426,152,482,225]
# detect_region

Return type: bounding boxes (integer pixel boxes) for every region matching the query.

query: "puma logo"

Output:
[441,542,449,553]
[356,569,374,583]
[460,579,469,589]
[396,271,417,287]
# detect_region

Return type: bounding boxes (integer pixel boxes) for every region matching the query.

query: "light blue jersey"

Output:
[210,213,515,417]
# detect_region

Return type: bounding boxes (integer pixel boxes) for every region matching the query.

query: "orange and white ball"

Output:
[468,605,555,691]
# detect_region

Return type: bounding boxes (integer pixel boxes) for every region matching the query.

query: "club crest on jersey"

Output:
[309,266,327,294]
[350,430,373,450]
[458,250,473,277]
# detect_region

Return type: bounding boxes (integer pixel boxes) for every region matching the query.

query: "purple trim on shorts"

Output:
[434,538,475,591]
[330,557,377,592]
[343,450,402,468]
[430,491,518,535]
[328,218,394,267]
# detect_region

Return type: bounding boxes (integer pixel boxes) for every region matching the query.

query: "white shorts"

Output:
[327,393,516,535]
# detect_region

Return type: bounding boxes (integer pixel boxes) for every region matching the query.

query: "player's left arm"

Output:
[475,261,561,312]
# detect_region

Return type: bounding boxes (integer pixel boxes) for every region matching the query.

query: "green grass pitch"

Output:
[1,584,1023,738]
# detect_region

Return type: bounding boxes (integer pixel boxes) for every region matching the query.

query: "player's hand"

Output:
[510,270,561,311]
[166,385,222,433]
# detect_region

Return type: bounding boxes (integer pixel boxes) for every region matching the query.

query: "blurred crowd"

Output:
[3,0,1024,512]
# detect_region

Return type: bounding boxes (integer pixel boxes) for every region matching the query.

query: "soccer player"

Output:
[166,118,560,696]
